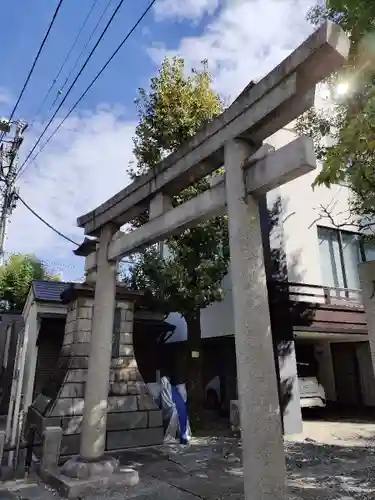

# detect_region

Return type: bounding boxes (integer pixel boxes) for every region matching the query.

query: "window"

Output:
[363,238,375,262]
[317,227,375,290]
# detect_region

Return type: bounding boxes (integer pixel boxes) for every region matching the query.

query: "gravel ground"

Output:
[285,417,375,499]
[102,420,375,500]
[1,418,375,499]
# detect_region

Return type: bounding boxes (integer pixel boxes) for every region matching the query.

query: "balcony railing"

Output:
[270,281,363,308]
[267,281,366,338]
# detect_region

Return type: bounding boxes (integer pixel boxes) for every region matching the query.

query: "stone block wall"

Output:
[28,289,163,458]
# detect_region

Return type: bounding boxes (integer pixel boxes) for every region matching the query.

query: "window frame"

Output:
[317,225,374,290]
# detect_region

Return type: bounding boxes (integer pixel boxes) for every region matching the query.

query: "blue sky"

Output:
[0,0,314,281]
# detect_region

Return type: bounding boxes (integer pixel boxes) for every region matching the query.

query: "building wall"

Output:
[312,340,375,407]
[166,92,356,342]
[263,89,357,287]
[356,342,375,406]
[164,90,374,418]
[22,303,39,412]
[201,274,234,339]
[169,187,355,340]
[0,313,24,415]
[314,341,337,402]
[266,138,356,286]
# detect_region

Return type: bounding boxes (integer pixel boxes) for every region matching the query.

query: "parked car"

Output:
[296,342,326,409]
[204,360,326,412]
[297,361,326,408]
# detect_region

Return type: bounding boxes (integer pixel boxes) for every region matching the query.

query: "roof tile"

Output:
[32,280,71,303]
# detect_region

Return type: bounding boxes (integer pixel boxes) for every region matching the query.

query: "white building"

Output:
[166,89,375,433]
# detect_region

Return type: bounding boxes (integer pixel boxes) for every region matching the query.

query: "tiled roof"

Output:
[32,280,71,303]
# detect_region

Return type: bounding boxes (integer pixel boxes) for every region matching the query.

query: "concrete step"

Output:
[0,479,60,500]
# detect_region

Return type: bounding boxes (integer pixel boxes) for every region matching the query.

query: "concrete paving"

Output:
[1,426,375,499]
[288,415,375,448]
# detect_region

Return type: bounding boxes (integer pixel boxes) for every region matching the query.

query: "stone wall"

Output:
[28,288,163,458]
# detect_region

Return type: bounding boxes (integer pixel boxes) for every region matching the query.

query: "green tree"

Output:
[0,254,60,311]
[296,1,375,229]
[125,57,229,418]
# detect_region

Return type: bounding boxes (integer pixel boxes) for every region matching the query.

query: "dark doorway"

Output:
[331,342,362,406]
[33,317,66,399]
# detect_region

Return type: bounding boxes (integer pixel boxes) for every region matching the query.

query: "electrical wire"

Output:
[16,0,128,179]
[16,196,136,266]
[49,0,115,111]
[0,0,65,141]
[17,194,79,246]
[17,0,156,180]
[29,0,101,131]
[0,249,80,270]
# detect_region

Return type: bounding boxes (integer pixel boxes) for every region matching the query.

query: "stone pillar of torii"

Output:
[65,21,350,500]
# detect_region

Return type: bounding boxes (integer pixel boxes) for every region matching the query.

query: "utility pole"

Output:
[0,118,28,265]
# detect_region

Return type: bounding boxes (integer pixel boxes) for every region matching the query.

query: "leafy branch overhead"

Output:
[297,1,375,226]
[124,57,229,319]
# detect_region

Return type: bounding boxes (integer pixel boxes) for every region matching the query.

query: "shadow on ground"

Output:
[286,440,375,499]
[303,405,375,424]
[2,435,373,499]
[80,436,375,500]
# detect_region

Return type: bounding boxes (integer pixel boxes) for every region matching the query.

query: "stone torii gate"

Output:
[67,22,349,500]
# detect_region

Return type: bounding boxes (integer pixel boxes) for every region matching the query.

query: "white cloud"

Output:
[150,0,314,100]
[6,107,136,280]
[3,0,316,281]
[154,0,219,22]
[0,87,12,107]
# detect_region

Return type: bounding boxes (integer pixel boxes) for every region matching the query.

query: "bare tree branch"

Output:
[308,203,375,234]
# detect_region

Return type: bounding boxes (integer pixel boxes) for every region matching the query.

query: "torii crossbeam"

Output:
[73,21,350,500]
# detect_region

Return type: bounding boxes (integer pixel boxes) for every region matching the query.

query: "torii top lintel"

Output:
[77,21,350,237]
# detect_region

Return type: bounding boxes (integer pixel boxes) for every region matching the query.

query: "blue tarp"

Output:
[172,386,189,444]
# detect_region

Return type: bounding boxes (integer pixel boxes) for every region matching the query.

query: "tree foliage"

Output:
[307,1,375,35]
[296,1,375,227]
[129,57,223,177]
[126,57,229,320]
[0,254,60,311]
[124,57,229,416]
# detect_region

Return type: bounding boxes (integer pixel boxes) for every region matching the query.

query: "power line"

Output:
[0,0,65,141]
[0,249,80,270]
[17,0,129,179]
[17,0,156,179]
[50,0,115,111]
[29,0,101,130]
[16,194,135,266]
[17,194,79,246]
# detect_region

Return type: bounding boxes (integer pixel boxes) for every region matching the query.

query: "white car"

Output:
[205,371,326,411]
[299,374,326,408]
